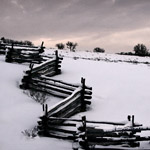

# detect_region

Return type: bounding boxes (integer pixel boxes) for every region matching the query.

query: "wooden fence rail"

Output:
[0,43,6,54]
[0,42,41,55]
[5,42,45,64]
[37,78,92,139]
[20,51,63,92]
[76,116,150,149]
[19,50,92,141]
[37,114,150,149]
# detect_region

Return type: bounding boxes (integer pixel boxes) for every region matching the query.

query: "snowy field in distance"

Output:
[1,50,150,149]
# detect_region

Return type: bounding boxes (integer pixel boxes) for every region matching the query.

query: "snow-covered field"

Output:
[1,50,150,149]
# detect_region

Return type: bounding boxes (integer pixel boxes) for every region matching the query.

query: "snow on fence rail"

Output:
[37,114,150,149]
[0,42,6,54]
[5,42,45,64]
[25,51,63,76]
[20,52,64,92]
[75,116,150,149]
[20,56,93,140]
[37,79,93,139]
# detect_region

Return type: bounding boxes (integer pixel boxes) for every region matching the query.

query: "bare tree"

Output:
[66,41,78,52]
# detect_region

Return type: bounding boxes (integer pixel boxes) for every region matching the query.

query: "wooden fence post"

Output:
[38,104,49,136]
[5,43,14,62]
[82,116,86,131]
[39,41,44,53]
[28,63,33,75]
[55,50,59,75]
[79,116,88,149]
[127,115,131,121]
[42,104,45,112]
[45,104,48,116]
[132,115,135,127]
[25,63,33,88]
[20,63,34,89]
[81,77,86,112]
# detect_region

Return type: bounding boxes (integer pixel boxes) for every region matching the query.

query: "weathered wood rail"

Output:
[37,78,92,138]
[37,114,150,149]
[0,42,6,54]
[5,42,45,64]
[20,50,92,141]
[20,51,64,92]
[75,116,150,149]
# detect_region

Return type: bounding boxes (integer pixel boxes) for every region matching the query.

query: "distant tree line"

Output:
[2,37,149,57]
[55,41,78,52]
[118,43,150,57]
[55,41,105,53]
[1,37,34,46]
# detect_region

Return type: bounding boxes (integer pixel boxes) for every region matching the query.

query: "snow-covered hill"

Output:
[1,51,150,149]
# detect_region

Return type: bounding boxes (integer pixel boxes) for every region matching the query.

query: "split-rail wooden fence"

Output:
[5,42,45,64]
[19,50,150,149]
[20,51,63,91]
[20,51,92,141]
[75,115,150,149]
[0,42,40,55]
[37,78,92,138]
[38,114,150,150]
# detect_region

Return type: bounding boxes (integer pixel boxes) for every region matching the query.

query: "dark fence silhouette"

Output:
[19,49,150,149]
[19,52,93,141]
[19,52,148,149]
[75,115,150,149]
[0,42,6,54]
[5,42,45,64]
[37,78,92,139]
[37,114,150,149]
[20,51,63,92]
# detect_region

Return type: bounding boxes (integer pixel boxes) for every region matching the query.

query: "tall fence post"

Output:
[78,116,88,149]
[81,77,86,112]
[45,104,48,116]
[38,104,49,136]
[132,115,135,127]
[39,41,44,53]
[5,43,14,62]
[19,63,34,89]
[55,50,59,75]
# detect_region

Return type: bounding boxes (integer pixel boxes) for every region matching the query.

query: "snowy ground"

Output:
[1,50,150,149]
[46,49,150,64]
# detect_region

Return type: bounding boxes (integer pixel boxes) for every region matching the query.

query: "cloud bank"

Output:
[1,0,150,53]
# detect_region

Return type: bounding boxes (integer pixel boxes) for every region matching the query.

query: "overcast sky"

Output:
[1,0,150,53]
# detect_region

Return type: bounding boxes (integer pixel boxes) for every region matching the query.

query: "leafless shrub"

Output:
[22,126,38,138]
[23,90,49,104]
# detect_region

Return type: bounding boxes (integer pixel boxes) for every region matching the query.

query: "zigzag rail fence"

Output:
[19,50,150,149]
[37,77,92,138]
[37,113,150,150]
[19,50,93,140]
[5,42,46,64]
[0,41,41,55]
[74,115,150,150]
